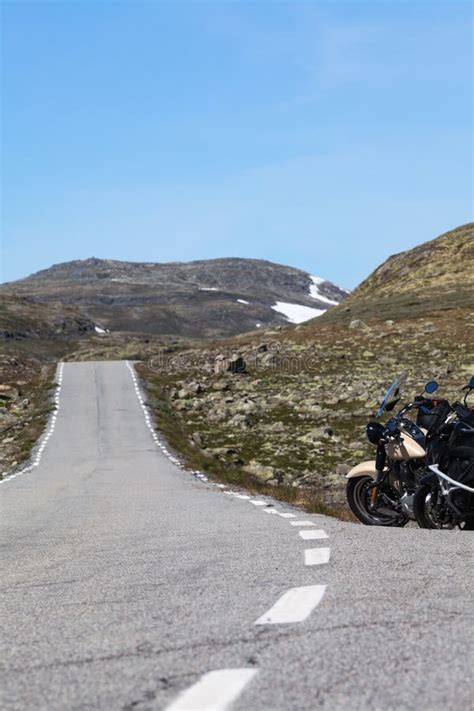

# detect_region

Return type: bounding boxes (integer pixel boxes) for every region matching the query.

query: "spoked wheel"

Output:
[413,484,474,530]
[346,476,408,527]
[413,484,444,528]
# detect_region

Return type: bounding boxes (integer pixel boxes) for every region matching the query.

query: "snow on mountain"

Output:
[271,301,326,324]
[309,276,340,305]
[237,299,250,304]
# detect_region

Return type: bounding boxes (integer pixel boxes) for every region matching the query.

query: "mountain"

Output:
[1,257,348,338]
[320,223,474,325]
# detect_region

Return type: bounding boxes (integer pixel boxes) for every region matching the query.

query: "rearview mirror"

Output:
[385,398,400,412]
[424,381,439,394]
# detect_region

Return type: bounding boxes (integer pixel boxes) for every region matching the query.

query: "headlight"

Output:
[366,421,385,445]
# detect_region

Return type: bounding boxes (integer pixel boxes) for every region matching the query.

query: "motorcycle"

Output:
[345,373,450,526]
[413,377,474,530]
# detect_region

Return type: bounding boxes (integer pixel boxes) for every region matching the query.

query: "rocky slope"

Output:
[0,351,56,479]
[0,296,96,342]
[131,225,473,509]
[321,223,473,324]
[1,258,347,338]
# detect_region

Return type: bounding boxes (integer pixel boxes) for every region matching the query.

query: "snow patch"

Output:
[308,276,340,306]
[255,322,262,328]
[199,287,218,291]
[237,299,250,305]
[94,325,109,334]
[271,302,325,324]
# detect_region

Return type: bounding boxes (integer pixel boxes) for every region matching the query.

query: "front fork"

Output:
[371,444,387,506]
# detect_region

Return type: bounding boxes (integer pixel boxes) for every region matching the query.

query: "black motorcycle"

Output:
[413,377,474,530]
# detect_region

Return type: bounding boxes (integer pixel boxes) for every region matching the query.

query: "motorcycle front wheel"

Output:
[346,476,408,527]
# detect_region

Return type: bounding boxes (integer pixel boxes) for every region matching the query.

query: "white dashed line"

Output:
[299,530,328,540]
[277,512,296,519]
[166,668,258,711]
[0,362,64,485]
[304,548,330,566]
[250,500,267,506]
[127,361,206,482]
[254,585,326,625]
[290,521,316,527]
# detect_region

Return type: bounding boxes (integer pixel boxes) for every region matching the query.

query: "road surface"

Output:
[1,361,472,710]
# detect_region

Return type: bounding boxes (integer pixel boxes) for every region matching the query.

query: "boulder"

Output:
[244,460,277,482]
[228,355,247,374]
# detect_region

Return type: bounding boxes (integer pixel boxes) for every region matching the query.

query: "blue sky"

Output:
[1,0,472,288]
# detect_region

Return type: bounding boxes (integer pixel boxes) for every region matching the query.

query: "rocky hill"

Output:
[1,258,347,338]
[320,223,473,324]
[0,296,96,342]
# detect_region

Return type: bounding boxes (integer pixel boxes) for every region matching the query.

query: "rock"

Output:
[336,463,351,477]
[234,400,258,415]
[212,381,230,391]
[269,421,286,433]
[297,427,331,445]
[349,319,370,330]
[174,401,189,412]
[214,354,247,375]
[258,352,277,368]
[228,355,247,374]
[208,446,242,463]
[214,355,229,374]
[188,382,203,394]
[228,414,253,429]
[244,460,276,482]
[191,432,204,447]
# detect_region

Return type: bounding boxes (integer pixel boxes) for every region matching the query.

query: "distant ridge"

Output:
[1,257,348,338]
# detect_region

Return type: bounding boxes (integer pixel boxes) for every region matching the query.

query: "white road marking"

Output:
[0,362,64,484]
[263,508,279,514]
[127,361,187,473]
[304,548,330,566]
[299,530,328,540]
[250,500,267,506]
[254,585,326,625]
[166,668,258,711]
[290,521,316,527]
[236,494,251,500]
[277,512,296,518]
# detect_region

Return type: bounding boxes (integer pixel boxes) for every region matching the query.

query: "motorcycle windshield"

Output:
[377,372,408,417]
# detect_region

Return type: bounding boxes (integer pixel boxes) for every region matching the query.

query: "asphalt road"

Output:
[1,361,472,711]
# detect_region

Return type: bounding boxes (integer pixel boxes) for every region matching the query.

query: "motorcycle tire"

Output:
[413,483,474,530]
[346,476,408,527]
[413,483,439,529]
